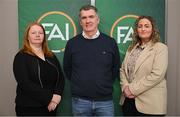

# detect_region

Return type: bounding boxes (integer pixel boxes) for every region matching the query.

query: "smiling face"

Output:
[79,9,99,36]
[137,18,153,43]
[28,24,45,46]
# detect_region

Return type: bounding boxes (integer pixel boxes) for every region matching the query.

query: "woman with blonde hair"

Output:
[120,16,168,116]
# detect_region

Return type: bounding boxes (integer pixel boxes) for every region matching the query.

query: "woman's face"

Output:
[28,25,44,45]
[137,18,153,42]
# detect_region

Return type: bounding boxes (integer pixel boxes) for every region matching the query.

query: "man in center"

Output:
[63,5,120,116]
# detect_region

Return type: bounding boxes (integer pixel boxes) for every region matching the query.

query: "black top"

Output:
[13,51,65,107]
[63,33,120,101]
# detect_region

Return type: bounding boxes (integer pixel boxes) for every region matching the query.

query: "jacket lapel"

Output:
[124,52,130,77]
[134,43,153,74]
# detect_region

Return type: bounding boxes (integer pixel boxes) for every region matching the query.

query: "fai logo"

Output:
[37,11,77,53]
[110,15,138,56]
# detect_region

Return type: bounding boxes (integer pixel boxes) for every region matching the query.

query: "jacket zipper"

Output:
[37,59,43,88]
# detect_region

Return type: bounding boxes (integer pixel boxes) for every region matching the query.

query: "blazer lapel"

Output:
[124,51,130,77]
[134,43,153,74]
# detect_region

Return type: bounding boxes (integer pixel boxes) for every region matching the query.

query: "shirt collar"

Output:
[138,40,152,49]
[137,40,152,50]
[82,30,100,39]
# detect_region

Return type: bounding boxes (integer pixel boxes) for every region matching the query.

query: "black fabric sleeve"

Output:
[112,39,120,80]
[13,52,53,106]
[63,41,72,80]
[53,55,65,96]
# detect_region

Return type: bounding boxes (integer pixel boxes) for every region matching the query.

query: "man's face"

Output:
[79,9,99,34]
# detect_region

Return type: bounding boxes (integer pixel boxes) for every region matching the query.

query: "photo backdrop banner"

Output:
[96,0,165,115]
[18,0,91,115]
[18,0,165,115]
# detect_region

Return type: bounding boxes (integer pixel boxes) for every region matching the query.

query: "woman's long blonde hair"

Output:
[21,22,53,57]
[128,15,160,51]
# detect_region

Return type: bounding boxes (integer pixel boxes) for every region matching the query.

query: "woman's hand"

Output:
[47,94,61,112]
[47,101,58,112]
[52,94,61,104]
[123,85,135,98]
